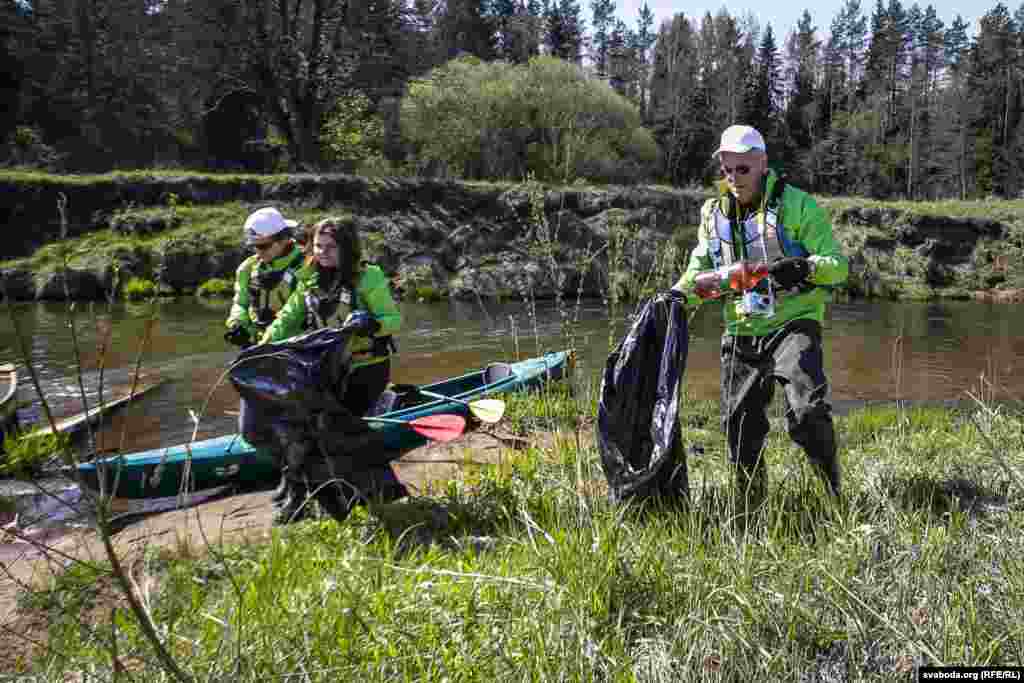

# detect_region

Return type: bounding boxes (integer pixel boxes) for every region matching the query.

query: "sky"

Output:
[609,0,990,41]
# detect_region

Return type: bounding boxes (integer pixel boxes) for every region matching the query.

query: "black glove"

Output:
[343,310,381,337]
[769,257,812,289]
[224,325,253,348]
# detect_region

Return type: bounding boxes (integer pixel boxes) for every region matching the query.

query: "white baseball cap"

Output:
[243,207,297,245]
[713,125,766,157]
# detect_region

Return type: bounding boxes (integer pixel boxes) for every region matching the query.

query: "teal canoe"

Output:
[78,350,572,499]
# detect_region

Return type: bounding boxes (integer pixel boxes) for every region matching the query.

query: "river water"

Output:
[2,296,1023,456]
[1,295,1023,537]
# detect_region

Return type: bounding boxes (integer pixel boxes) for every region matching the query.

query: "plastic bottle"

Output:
[693,261,770,299]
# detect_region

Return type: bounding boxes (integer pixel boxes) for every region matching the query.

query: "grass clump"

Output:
[123,277,156,301]
[20,375,1024,680]
[196,278,234,298]
[0,430,69,478]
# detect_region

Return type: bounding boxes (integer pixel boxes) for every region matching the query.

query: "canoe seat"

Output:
[483,362,513,385]
[369,389,399,417]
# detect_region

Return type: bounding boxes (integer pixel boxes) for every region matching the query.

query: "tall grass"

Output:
[5,178,1024,682]
[12,380,1023,680]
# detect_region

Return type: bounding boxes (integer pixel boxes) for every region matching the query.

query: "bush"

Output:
[2,126,64,171]
[321,90,385,167]
[1,430,69,479]
[196,278,234,298]
[109,209,183,236]
[124,277,156,301]
[400,55,658,184]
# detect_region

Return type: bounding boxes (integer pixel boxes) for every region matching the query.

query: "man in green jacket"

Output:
[224,207,305,348]
[672,125,849,508]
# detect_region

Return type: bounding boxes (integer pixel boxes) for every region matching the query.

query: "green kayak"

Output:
[78,350,572,499]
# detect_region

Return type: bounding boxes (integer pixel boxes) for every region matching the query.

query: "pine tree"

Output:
[784,9,819,155]
[590,0,616,76]
[544,0,585,64]
[437,0,497,60]
[633,3,656,121]
[741,24,782,144]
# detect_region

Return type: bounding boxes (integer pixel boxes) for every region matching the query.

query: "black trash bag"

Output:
[597,291,690,504]
[229,326,354,421]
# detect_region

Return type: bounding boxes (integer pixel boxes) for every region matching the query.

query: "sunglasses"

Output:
[720,164,752,177]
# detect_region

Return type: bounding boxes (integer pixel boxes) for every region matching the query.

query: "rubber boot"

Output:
[312,482,355,523]
[270,471,289,505]
[795,411,841,497]
[272,477,313,525]
[272,441,313,525]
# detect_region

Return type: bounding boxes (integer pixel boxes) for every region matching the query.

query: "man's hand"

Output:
[224,325,253,348]
[343,310,381,337]
[769,257,813,289]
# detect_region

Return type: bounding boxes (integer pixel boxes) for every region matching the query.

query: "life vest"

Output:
[303,266,395,360]
[705,179,812,295]
[247,248,303,328]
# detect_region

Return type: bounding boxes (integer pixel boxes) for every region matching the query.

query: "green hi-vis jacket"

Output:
[261,263,401,369]
[226,246,305,339]
[675,170,849,337]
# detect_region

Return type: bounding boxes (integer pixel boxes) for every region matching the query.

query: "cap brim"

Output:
[713,144,760,157]
[284,219,298,228]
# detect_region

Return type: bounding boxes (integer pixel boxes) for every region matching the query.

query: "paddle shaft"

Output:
[415,388,475,409]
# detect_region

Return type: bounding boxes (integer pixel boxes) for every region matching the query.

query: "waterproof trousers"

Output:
[720,319,840,501]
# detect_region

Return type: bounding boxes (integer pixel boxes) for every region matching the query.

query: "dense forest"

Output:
[2,0,1023,199]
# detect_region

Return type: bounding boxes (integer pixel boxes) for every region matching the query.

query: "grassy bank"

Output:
[3,170,1024,303]
[9,379,1023,680]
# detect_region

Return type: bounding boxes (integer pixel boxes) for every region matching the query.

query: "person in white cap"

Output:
[225,207,306,507]
[672,124,849,511]
[225,207,305,348]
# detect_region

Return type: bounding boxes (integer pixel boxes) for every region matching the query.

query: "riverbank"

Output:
[1,384,1021,679]
[2,171,1023,303]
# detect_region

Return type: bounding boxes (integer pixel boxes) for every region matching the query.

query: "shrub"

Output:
[400,55,658,184]
[0,430,69,479]
[2,126,64,171]
[396,264,445,302]
[109,209,182,236]
[321,90,385,168]
[124,277,156,301]
[196,278,234,298]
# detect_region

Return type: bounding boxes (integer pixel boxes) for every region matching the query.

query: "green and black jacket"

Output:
[261,263,401,369]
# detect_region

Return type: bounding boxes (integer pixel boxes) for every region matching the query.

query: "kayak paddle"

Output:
[391,385,506,424]
[363,413,467,442]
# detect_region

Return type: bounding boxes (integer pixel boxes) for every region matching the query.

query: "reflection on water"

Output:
[1,297,1023,456]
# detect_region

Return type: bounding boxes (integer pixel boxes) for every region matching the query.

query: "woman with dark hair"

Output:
[257,216,404,523]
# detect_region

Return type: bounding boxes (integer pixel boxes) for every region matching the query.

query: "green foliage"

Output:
[2,126,63,170]
[124,277,156,301]
[321,91,385,167]
[401,55,658,183]
[196,278,234,298]
[397,264,445,302]
[0,430,69,478]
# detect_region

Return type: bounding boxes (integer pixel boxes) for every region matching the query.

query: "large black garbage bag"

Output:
[229,326,354,422]
[597,291,689,504]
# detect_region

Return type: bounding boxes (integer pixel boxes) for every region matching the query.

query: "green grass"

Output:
[123,277,156,301]
[0,430,70,478]
[15,378,1024,680]
[196,278,234,298]
[0,168,296,185]
[0,203,339,276]
[821,195,1024,222]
